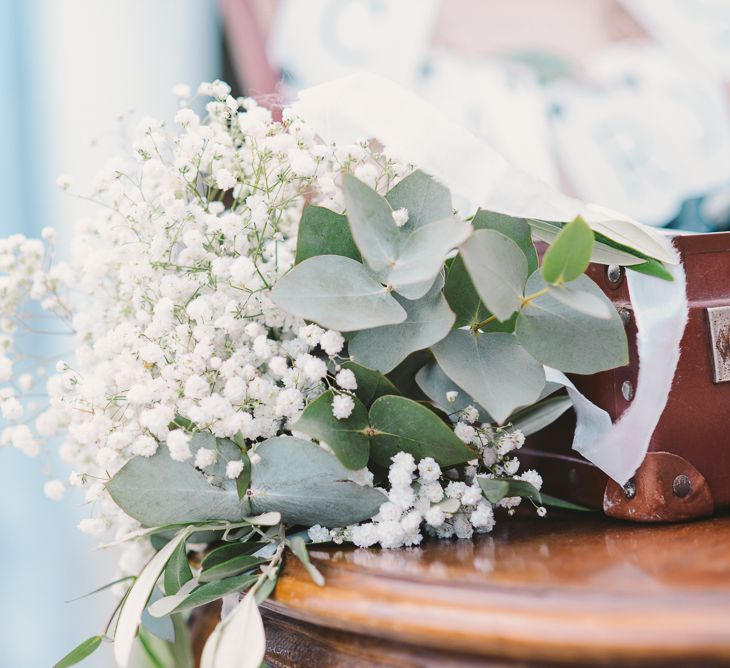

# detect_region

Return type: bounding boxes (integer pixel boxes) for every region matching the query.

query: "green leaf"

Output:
[348,275,455,373]
[288,536,325,586]
[539,492,594,512]
[236,450,252,500]
[342,362,400,406]
[295,205,361,264]
[249,436,386,526]
[459,229,528,321]
[151,574,257,616]
[549,282,612,319]
[107,450,249,527]
[254,565,280,604]
[628,257,674,281]
[369,395,477,468]
[65,575,134,603]
[472,210,538,273]
[270,255,406,332]
[431,330,545,425]
[114,529,192,667]
[541,215,594,285]
[477,477,541,504]
[443,255,491,328]
[199,555,269,583]
[379,217,472,299]
[385,170,453,232]
[509,395,572,436]
[54,636,104,668]
[293,390,369,470]
[515,272,628,374]
[529,219,645,267]
[164,540,193,595]
[201,542,264,570]
[414,362,489,418]
[343,174,402,273]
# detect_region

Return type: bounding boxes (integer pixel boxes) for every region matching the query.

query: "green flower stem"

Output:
[472,286,551,332]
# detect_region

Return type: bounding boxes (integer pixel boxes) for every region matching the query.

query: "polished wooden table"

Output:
[259,514,730,667]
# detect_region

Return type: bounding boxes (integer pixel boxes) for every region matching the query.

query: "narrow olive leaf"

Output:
[472,210,538,273]
[477,477,541,504]
[380,217,472,299]
[342,361,400,406]
[254,564,280,604]
[163,540,193,595]
[509,394,573,437]
[627,257,674,281]
[236,450,252,500]
[249,436,386,526]
[147,578,198,618]
[515,272,628,374]
[293,390,370,470]
[150,574,256,617]
[295,205,361,264]
[54,635,104,668]
[198,555,269,583]
[529,219,644,267]
[432,330,545,425]
[349,276,455,373]
[539,492,594,512]
[201,542,264,570]
[65,575,135,603]
[385,169,452,232]
[270,254,406,331]
[369,395,477,468]
[114,527,191,668]
[288,536,325,586]
[201,592,265,668]
[550,282,611,319]
[343,174,401,273]
[541,215,594,285]
[459,229,528,321]
[107,450,249,527]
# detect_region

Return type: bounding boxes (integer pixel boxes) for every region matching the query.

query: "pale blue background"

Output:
[0,1,220,665]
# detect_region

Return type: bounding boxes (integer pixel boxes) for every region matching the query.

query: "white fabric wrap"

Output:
[294,73,688,486]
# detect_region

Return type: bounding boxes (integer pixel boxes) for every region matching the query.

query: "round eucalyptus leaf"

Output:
[515,272,628,374]
[249,436,385,527]
[342,174,401,273]
[292,390,370,470]
[415,361,489,419]
[432,329,545,425]
[385,169,453,233]
[381,217,472,299]
[459,229,528,322]
[369,395,477,468]
[349,277,455,373]
[550,282,612,319]
[270,255,406,331]
[107,450,249,527]
[541,216,594,285]
[295,205,360,264]
[509,394,573,436]
[471,209,538,274]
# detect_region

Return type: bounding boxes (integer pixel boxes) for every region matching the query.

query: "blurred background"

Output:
[1,0,728,665]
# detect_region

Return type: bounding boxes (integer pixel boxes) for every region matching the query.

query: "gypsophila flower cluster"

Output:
[0,80,410,574]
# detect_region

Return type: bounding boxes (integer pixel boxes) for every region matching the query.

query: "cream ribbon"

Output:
[294,73,688,485]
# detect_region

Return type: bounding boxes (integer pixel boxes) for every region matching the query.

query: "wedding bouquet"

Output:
[0,79,672,668]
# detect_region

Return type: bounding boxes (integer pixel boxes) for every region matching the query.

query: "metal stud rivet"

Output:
[607,264,623,285]
[673,474,692,498]
[621,380,634,401]
[623,478,636,500]
[619,307,631,327]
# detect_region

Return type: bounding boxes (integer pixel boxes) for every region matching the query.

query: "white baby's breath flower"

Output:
[167,430,192,462]
[392,207,409,227]
[335,368,357,391]
[194,447,216,469]
[319,330,344,356]
[43,480,65,501]
[331,394,355,420]
[214,168,236,191]
[454,422,476,444]
[446,390,458,403]
[226,459,244,479]
[308,525,331,543]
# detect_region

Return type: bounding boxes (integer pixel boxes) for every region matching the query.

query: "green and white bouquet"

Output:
[0,79,670,668]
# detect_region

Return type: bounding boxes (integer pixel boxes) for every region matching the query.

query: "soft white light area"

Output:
[0,2,220,666]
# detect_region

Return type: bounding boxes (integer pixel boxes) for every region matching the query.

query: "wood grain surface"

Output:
[261,514,730,666]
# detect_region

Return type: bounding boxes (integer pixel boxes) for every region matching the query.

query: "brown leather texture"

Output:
[528,233,730,521]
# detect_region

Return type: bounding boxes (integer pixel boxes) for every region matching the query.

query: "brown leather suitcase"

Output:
[524,232,730,522]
